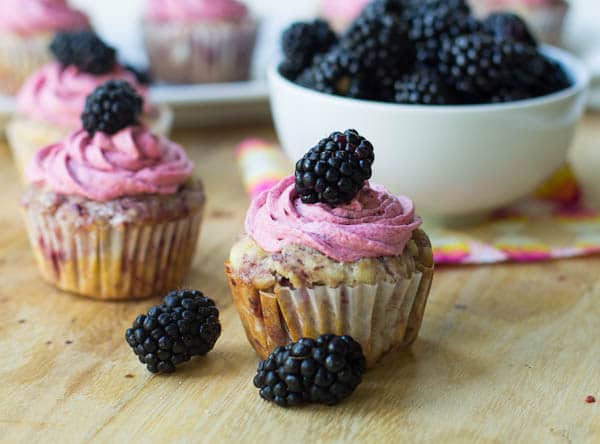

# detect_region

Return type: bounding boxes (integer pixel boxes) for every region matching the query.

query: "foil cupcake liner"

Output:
[22,205,204,300]
[7,105,174,184]
[0,32,53,95]
[143,19,258,84]
[226,263,434,367]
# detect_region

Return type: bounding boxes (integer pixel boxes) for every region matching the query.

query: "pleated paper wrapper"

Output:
[143,19,258,84]
[226,264,434,367]
[23,207,203,300]
[0,32,52,95]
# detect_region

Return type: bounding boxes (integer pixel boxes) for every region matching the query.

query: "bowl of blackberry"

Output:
[269,0,590,221]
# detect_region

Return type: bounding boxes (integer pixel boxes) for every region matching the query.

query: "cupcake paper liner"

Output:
[23,205,204,300]
[7,105,174,184]
[226,262,434,367]
[0,32,53,95]
[143,19,258,84]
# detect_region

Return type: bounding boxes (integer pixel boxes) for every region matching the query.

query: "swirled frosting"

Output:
[145,0,249,23]
[27,127,194,201]
[245,176,422,262]
[0,0,89,36]
[17,63,149,129]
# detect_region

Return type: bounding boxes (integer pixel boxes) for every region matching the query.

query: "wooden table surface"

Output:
[1,117,599,444]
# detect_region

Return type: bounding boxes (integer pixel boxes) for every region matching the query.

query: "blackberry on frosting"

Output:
[82,80,143,136]
[50,31,116,75]
[295,129,374,206]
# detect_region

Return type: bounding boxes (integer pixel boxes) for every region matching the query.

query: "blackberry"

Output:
[393,69,457,105]
[296,48,366,98]
[518,54,571,96]
[125,290,221,374]
[483,12,537,47]
[82,80,143,136]
[50,31,116,74]
[340,2,415,74]
[253,335,367,407]
[405,6,481,66]
[295,129,374,206]
[438,33,533,102]
[280,20,337,80]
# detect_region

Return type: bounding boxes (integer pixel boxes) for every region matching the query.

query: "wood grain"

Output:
[1,118,599,444]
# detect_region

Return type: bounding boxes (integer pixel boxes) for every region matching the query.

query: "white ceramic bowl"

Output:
[269,46,590,222]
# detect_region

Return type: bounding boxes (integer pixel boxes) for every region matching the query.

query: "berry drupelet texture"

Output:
[50,31,116,75]
[82,80,143,136]
[393,69,457,105]
[295,129,375,206]
[280,19,338,80]
[483,12,538,47]
[125,290,221,374]
[253,335,367,407]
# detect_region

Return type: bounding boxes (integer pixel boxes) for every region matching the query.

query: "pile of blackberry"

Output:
[253,335,367,407]
[280,0,570,104]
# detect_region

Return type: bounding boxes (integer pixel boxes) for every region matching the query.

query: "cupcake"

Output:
[7,31,172,183]
[226,130,434,366]
[472,0,568,45]
[143,0,258,84]
[0,0,89,95]
[21,80,204,300]
[320,0,371,32]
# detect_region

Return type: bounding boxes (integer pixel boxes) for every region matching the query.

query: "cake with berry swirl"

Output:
[226,129,434,367]
[0,0,90,94]
[7,31,172,183]
[21,80,204,300]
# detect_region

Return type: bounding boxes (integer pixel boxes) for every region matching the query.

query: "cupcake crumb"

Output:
[211,209,234,219]
[585,395,596,404]
[454,304,468,310]
[125,374,135,379]
[46,341,52,345]
[17,319,26,324]
[65,340,73,345]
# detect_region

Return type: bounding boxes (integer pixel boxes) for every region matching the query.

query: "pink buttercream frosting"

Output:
[17,63,149,129]
[145,0,249,23]
[27,127,194,201]
[0,0,89,36]
[245,175,422,262]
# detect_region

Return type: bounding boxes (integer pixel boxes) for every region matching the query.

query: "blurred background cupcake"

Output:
[471,0,569,45]
[21,80,204,300]
[143,0,259,84]
[320,0,370,32]
[6,31,172,182]
[0,0,90,95]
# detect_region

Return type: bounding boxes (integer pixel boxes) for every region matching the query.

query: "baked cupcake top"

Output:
[17,63,148,129]
[0,0,89,36]
[27,80,193,202]
[145,0,249,23]
[245,175,422,263]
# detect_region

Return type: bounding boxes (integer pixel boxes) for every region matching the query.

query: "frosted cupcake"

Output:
[320,0,371,32]
[0,0,89,95]
[7,31,172,183]
[226,130,434,366]
[143,0,258,84]
[21,80,204,300]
